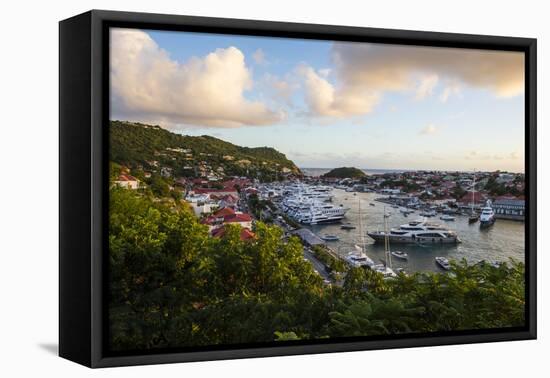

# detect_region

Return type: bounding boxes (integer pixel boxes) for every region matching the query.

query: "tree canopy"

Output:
[322,167,366,179]
[109,186,525,351]
[110,120,302,179]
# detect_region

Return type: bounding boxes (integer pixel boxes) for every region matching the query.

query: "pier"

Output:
[292,228,326,247]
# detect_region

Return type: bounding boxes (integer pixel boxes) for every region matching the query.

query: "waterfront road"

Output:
[303,247,332,283]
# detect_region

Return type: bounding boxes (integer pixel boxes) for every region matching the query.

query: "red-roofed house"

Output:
[218,194,239,208]
[201,207,253,231]
[244,187,259,196]
[211,226,256,241]
[223,213,253,229]
[213,207,236,218]
[193,187,239,198]
[223,178,251,190]
[458,191,487,208]
[114,174,139,190]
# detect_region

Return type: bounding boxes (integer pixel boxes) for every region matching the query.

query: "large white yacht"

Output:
[479,200,496,227]
[367,219,460,244]
[295,203,349,224]
[280,183,348,224]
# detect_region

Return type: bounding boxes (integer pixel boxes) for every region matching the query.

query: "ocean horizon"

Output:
[300,168,410,176]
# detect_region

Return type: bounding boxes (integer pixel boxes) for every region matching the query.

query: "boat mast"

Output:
[383,206,392,268]
[358,199,365,252]
[471,169,476,215]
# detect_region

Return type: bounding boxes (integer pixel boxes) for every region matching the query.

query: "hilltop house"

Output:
[193,187,239,198]
[216,194,239,209]
[223,213,253,229]
[201,207,253,232]
[113,174,139,190]
[211,225,255,241]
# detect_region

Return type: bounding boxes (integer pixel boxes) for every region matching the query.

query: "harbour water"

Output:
[306,189,525,273]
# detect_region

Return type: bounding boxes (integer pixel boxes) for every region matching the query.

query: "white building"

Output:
[191,202,219,217]
[113,174,139,190]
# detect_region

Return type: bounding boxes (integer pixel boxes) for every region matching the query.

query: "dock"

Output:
[292,229,326,247]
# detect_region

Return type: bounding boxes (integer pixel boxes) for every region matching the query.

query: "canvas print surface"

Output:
[108,27,526,353]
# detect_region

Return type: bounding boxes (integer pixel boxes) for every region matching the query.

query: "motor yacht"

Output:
[367,219,460,244]
[479,200,496,227]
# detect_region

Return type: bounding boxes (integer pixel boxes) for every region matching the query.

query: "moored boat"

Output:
[344,250,375,268]
[372,263,397,278]
[340,223,356,230]
[440,214,455,221]
[479,200,496,227]
[367,219,460,244]
[435,256,451,270]
[321,234,340,241]
[419,210,436,217]
[391,250,408,260]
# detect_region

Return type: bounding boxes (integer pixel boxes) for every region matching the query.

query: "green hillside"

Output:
[322,167,366,179]
[109,120,302,180]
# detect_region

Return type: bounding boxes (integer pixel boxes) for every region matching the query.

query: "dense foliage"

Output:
[379,178,422,193]
[110,120,301,180]
[484,175,523,196]
[109,187,525,351]
[322,167,366,179]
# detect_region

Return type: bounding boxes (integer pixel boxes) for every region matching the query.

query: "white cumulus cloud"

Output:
[300,42,524,118]
[298,65,380,117]
[415,74,439,100]
[110,29,284,128]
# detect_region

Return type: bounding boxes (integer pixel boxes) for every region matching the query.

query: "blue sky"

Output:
[110,28,525,172]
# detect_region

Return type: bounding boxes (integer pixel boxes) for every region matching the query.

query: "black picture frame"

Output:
[59,9,537,368]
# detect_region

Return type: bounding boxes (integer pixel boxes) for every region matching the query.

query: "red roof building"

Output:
[211,226,255,241]
[201,208,253,231]
[458,191,487,207]
[212,207,236,218]
[224,213,252,224]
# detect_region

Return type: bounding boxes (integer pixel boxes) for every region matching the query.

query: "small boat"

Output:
[468,215,479,223]
[369,203,376,206]
[391,251,408,260]
[435,256,451,270]
[384,212,391,218]
[391,204,399,209]
[420,210,437,217]
[440,214,455,221]
[340,223,356,230]
[321,234,340,241]
[395,267,407,275]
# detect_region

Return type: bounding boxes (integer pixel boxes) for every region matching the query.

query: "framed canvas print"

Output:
[59,10,537,368]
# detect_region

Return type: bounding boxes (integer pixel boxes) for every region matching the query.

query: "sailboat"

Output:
[343,199,374,268]
[468,169,479,224]
[372,206,397,278]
